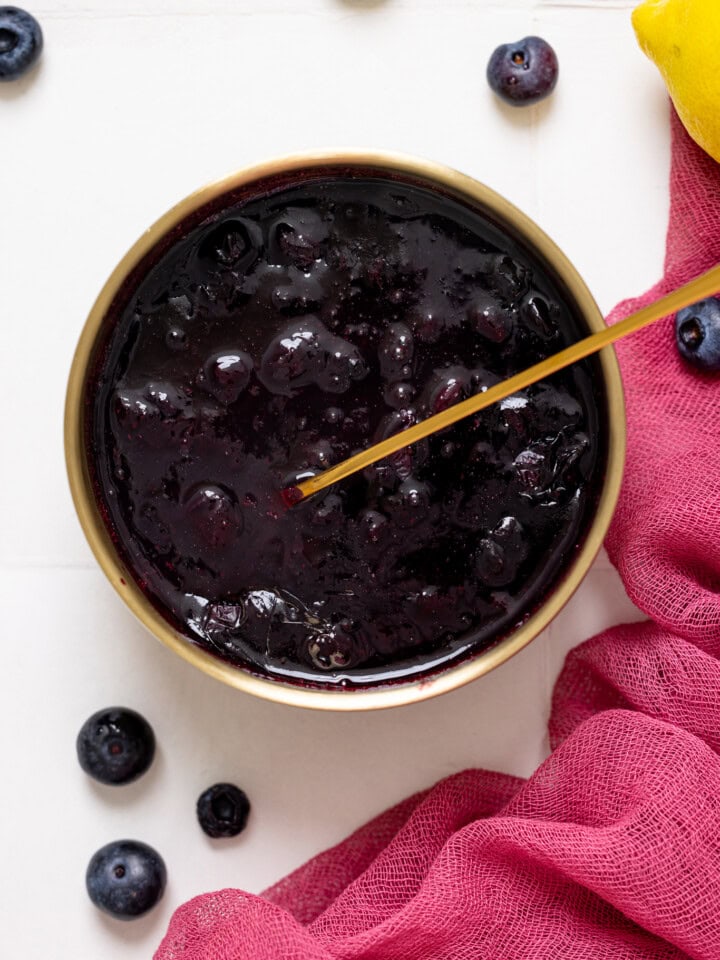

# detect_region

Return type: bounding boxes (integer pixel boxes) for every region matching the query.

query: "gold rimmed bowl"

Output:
[65,151,625,710]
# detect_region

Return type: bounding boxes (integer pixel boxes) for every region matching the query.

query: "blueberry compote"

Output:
[89,170,605,688]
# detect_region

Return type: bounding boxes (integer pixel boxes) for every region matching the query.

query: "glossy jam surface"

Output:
[89,172,605,687]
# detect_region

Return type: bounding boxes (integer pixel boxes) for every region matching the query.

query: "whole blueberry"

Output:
[197,783,250,838]
[487,36,558,107]
[675,298,720,371]
[76,707,155,786]
[86,840,166,920]
[0,7,42,82]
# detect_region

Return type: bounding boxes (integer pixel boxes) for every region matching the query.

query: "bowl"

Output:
[65,150,625,710]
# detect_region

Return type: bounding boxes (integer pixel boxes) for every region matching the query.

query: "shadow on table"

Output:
[0,62,42,99]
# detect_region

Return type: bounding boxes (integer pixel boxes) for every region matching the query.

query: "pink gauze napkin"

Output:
[155,108,720,960]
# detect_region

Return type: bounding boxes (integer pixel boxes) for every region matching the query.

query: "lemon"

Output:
[633,0,720,162]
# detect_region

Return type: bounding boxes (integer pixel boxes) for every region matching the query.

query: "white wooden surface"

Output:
[0,1,664,955]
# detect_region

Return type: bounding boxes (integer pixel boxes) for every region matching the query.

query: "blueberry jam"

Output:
[88,170,605,688]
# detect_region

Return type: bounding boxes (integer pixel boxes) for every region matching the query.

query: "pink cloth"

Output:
[155,109,720,960]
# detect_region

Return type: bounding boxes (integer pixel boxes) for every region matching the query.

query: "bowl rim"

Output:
[64,148,626,711]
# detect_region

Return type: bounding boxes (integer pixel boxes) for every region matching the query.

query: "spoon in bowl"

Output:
[284,262,720,505]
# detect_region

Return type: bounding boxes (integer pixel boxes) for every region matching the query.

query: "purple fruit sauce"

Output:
[87,170,606,688]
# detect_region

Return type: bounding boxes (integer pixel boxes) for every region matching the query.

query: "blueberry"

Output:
[308,492,344,529]
[199,218,261,270]
[165,325,188,352]
[467,297,512,343]
[259,319,324,395]
[76,707,155,786]
[273,207,329,268]
[316,337,367,394]
[306,626,356,670]
[384,381,415,409]
[183,483,242,549]
[86,840,166,920]
[197,783,250,838]
[475,517,528,587]
[378,322,414,382]
[522,294,556,339]
[384,478,432,528]
[426,367,472,414]
[0,7,42,81]
[357,508,390,545]
[675,298,720,371]
[202,350,253,404]
[487,36,558,107]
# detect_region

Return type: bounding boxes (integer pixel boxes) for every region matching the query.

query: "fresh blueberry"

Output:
[86,840,166,920]
[487,36,558,107]
[0,7,43,82]
[675,298,720,371]
[76,707,155,786]
[197,783,250,838]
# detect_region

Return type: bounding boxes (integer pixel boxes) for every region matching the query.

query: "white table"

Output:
[1,1,664,955]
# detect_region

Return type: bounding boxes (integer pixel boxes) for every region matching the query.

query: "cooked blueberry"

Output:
[299,440,334,471]
[323,405,345,425]
[476,517,529,587]
[357,508,390,545]
[271,270,325,315]
[76,707,155,786]
[475,538,506,586]
[86,840,166,919]
[203,602,246,643]
[306,626,355,670]
[203,350,253,404]
[259,319,324,394]
[197,783,250,838]
[165,325,188,351]
[0,7,42,81]
[424,367,472,414]
[199,218,261,270]
[316,338,367,393]
[486,255,530,303]
[410,304,446,343]
[493,516,529,562]
[384,478,431,528]
[496,394,533,443]
[184,484,242,549]
[379,322,414,381]
[675,298,720,371]
[513,446,552,493]
[367,408,427,484]
[273,207,329,268]
[308,492,344,528]
[531,383,583,429]
[384,381,415,409]
[522,294,556,339]
[487,36,559,107]
[467,297,513,342]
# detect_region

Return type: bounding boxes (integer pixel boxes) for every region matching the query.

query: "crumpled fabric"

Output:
[155,108,720,960]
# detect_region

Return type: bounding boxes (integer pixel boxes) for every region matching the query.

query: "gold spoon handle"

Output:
[293,263,720,501]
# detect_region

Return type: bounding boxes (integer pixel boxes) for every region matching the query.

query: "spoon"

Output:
[285,262,720,504]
